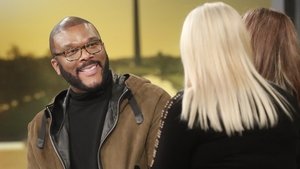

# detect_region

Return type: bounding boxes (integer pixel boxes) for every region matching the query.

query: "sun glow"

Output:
[0,0,271,59]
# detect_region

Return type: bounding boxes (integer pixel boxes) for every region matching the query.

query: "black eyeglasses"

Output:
[53,39,103,61]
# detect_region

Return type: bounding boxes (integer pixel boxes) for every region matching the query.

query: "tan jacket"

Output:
[27,74,170,169]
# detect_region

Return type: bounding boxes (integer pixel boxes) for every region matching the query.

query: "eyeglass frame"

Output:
[52,39,104,62]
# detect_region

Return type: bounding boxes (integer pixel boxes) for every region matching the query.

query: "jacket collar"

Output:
[38,73,146,150]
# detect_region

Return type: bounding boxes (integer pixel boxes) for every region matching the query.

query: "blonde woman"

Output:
[151,2,300,169]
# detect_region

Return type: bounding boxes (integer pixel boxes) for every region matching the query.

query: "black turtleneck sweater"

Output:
[68,78,112,169]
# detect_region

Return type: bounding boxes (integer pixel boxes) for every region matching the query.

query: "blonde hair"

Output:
[180,2,290,135]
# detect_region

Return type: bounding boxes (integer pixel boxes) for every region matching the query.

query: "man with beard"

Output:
[26,16,170,169]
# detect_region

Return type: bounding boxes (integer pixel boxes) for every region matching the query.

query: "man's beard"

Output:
[58,58,110,93]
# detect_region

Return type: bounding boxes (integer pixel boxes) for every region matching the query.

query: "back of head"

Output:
[49,16,100,55]
[243,8,300,102]
[180,2,253,88]
[180,2,291,135]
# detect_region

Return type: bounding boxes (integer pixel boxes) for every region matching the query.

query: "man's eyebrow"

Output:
[87,37,101,42]
[60,37,100,49]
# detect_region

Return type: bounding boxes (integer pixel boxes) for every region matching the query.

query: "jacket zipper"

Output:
[46,106,67,169]
[97,88,129,169]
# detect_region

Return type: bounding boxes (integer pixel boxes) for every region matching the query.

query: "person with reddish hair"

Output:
[243,8,300,103]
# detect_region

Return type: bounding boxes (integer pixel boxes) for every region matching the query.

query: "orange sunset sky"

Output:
[0,0,271,59]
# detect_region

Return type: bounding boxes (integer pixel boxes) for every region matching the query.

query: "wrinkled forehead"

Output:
[53,23,100,48]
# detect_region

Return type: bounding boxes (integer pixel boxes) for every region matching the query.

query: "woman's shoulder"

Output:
[167,90,183,110]
[270,83,298,104]
[173,90,184,103]
[160,90,184,121]
[270,83,300,118]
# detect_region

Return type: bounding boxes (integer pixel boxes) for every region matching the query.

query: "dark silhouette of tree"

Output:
[133,0,141,66]
[7,45,22,59]
[285,0,296,23]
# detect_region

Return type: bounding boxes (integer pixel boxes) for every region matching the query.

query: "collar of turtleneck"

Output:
[69,87,105,101]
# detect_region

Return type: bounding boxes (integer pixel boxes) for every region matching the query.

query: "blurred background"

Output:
[0,0,299,168]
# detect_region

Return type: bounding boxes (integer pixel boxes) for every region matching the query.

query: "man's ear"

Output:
[51,58,61,75]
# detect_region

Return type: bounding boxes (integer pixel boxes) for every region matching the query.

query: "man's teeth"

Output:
[81,64,97,72]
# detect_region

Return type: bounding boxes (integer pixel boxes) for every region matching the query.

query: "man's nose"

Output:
[79,47,93,61]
